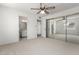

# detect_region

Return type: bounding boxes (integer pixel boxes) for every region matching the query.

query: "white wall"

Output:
[0,6,19,45]
[41,17,46,37]
[42,6,79,37]
[27,14,37,39]
[0,5,37,45]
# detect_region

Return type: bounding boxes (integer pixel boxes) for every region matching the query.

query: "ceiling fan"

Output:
[31,3,55,14]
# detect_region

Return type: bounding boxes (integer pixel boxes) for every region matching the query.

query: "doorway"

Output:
[19,16,27,40]
[37,20,41,37]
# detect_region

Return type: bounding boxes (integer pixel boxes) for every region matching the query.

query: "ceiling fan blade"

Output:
[45,10,49,14]
[40,3,42,8]
[46,6,55,10]
[31,8,40,10]
[37,11,41,14]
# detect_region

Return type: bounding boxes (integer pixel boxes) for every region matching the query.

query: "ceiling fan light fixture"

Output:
[40,10,45,14]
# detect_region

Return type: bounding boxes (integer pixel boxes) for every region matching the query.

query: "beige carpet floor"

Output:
[0,38,79,55]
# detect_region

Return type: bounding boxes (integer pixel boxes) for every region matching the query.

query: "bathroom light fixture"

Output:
[22,20,27,22]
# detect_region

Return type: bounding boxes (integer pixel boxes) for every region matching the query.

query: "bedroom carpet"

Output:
[0,38,79,55]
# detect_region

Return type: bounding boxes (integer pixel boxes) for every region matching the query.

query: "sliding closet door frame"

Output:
[64,16,68,42]
[46,19,49,37]
[46,19,49,38]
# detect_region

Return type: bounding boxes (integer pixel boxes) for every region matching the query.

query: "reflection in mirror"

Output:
[46,17,65,41]
[67,17,79,43]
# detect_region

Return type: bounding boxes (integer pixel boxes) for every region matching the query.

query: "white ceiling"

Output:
[0,3,79,15]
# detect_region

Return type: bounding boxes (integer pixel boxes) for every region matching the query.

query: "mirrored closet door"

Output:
[46,17,66,41]
[54,17,66,41]
[46,13,79,44]
[67,14,79,43]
